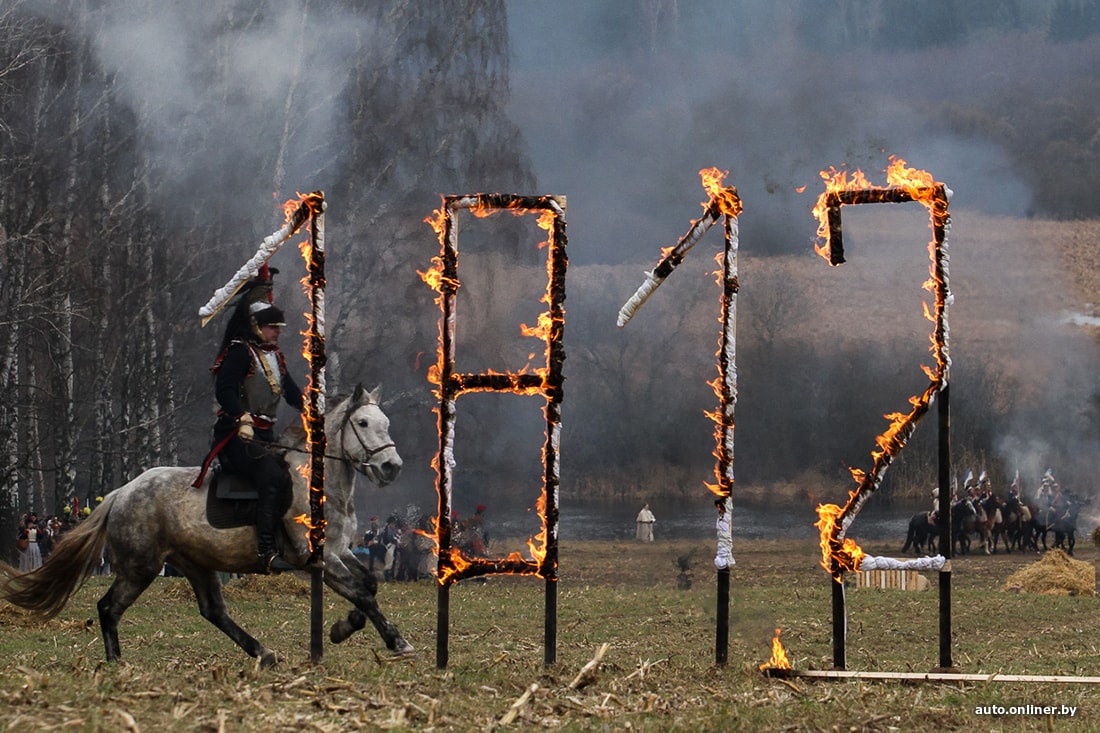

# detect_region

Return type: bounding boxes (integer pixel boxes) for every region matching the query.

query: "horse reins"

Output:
[258,404,395,468]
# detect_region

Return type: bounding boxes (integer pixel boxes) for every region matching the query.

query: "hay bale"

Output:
[1002,549,1095,596]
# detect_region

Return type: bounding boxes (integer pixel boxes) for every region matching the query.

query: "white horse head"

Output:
[336,383,403,487]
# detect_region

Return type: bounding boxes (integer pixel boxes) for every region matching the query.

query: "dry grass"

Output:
[1003,549,1096,596]
[3,538,1100,731]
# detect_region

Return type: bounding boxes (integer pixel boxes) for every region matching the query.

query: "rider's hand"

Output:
[237,414,254,441]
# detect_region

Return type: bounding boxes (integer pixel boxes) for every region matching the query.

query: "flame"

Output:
[812,156,942,262]
[293,512,325,544]
[759,628,792,671]
[417,255,457,294]
[289,190,328,555]
[520,311,555,341]
[885,156,937,204]
[815,501,865,579]
[422,195,564,586]
[699,167,743,218]
[433,494,550,585]
[811,165,873,260]
[809,155,949,581]
[281,191,325,220]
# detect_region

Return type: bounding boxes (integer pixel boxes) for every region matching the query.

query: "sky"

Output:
[505,1,1033,267]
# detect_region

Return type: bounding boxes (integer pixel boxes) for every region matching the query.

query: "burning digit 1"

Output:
[617,168,742,665]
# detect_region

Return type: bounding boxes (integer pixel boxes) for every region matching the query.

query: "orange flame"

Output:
[699,167,743,218]
[293,513,325,543]
[759,628,792,671]
[288,190,327,554]
[422,196,564,586]
[281,191,325,222]
[520,311,555,341]
[434,494,549,586]
[809,155,948,580]
[885,156,937,205]
[812,156,942,261]
[815,501,865,579]
[811,165,872,260]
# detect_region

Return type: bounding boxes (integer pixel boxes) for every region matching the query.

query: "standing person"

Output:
[467,504,488,556]
[381,515,399,581]
[636,503,656,542]
[204,267,303,574]
[15,515,30,571]
[18,514,43,571]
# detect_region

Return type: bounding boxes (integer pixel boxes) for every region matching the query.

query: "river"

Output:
[487,499,915,543]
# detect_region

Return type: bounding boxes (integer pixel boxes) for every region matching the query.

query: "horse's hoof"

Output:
[259,650,282,668]
[391,639,415,657]
[330,619,355,645]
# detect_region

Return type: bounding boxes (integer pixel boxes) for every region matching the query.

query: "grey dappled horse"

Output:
[1,384,411,666]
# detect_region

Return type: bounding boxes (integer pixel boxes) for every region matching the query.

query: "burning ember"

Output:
[421,194,567,587]
[759,628,792,671]
[810,157,952,580]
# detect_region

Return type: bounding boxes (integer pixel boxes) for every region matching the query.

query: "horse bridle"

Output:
[339,405,396,473]
[260,401,395,473]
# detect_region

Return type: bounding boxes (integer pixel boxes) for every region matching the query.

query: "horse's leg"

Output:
[97,569,161,663]
[325,553,413,655]
[176,560,280,667]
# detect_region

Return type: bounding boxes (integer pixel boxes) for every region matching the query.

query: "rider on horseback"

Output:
[206,266,303,574]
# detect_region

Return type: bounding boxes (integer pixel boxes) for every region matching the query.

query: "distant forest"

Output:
[2,0,1100,545]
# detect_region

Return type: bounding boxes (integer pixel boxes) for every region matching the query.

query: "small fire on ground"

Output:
[759,628,792,671]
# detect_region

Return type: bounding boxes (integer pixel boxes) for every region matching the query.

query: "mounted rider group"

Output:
[903,468,1082,557]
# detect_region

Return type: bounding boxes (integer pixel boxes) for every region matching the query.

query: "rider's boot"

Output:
[255,488,294,574]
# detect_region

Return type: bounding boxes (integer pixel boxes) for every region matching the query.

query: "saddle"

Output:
[204,466,293,530]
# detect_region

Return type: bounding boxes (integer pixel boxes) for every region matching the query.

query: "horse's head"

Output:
[337,384,403,487]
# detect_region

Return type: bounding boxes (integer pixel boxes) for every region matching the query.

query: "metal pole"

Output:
[832,573,846,669]
[937,384,953,669]
[544,579,557,665]
[716,568,730,664]
[305,193,327,663]
[437,583,450,669]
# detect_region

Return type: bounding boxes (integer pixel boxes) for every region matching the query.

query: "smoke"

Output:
[504,1,1100,506]
[508,3,1042,265]
[9,1,1099,526]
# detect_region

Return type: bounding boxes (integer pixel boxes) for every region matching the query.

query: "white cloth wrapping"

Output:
[859,554,945,571]
[714,496,735,569]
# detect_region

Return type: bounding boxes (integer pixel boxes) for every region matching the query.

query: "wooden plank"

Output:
[786,669,1100,684]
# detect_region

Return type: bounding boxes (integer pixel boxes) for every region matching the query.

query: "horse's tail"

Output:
[1,492,118,620]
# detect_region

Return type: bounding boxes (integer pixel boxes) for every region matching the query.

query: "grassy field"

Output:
[3,537,1100,732]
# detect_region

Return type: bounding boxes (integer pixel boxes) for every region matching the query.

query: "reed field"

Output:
[3,536,1100,732]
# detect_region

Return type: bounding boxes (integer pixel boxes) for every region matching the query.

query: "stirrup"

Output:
[258,551,295,575]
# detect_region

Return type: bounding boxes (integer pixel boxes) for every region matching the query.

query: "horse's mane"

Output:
[280,392,355,447]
